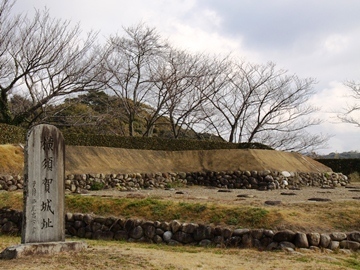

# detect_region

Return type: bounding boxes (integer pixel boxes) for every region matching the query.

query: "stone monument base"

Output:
[0,241,87,260]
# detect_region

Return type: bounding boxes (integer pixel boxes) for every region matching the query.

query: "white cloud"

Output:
[167,23,241,54]
[308,81,360,154]
[323,34,349,53]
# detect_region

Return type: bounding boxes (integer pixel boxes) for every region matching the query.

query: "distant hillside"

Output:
[319,151,360,159]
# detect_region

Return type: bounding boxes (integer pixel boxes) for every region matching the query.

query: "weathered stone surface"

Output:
[251,229,264,240]
[160,221,170,231]
[263,230,274,238]
[5,167,351,193]
[163,231,173,243]
[279,241,296,250]
[143,224,156,239]
[227,236,242,247]
[308,198,332,202]
[295,233,309,248]
[173,231,194,244]
[330,232,347,241]
[329,241,340,250]
[233,229,250,237]
[0,242,87,260]
[181,223,198,234]
[153,235,163,244]
[237,194,256,198]
[348,231,360,242]
[124,219,137,232]
[8,185,17,191]
[74,220,86,230]
[170,220,182,233]
[266,242,279,250]
[193,225,213,241]
[340,240,360,251]
[307,232,320,246]
[319,234,331,248]
[265,201,282,205]
[222,228,233,238]
[280,192,296,196]
[22,124,65,244]
[213,236,224,244]
[155,228,164,236]
[282,171,291,177]
[273,230,296,242]
[83,214,93,225]
[129,226,143,239]
[241,234,253,248]
[91,222,102,232]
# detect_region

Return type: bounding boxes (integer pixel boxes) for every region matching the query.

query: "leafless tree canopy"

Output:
[0,0,328,152]
[104,24,170,136]
[338,80,360,127]
[0,0,105,126]
[200,61,326,152]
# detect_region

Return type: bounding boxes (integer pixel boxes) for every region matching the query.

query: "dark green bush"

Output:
[316,159,360,175]
[62,132,273,151]
[0,124,26,144]
[90,182,105,190]
[0,123,273,151]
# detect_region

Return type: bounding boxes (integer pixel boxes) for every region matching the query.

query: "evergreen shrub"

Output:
[0,124,26,144]
[316,159,360,175]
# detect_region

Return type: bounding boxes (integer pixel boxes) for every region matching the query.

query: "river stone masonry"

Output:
[64,170,349,193]
[0,170,349,192]
[1,209,360,252]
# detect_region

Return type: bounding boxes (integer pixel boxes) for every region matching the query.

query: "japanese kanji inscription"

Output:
[22,124,65,243]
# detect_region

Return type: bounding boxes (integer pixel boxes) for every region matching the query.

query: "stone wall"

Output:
[1,208,359,252]
[0,171,349,193]
[64,170,349,193]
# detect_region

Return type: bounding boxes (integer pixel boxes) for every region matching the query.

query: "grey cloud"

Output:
[195,0,360,49]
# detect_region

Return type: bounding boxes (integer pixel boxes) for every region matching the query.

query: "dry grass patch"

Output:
[2,192,360,232]
[0,236,359,269]
[0,144,24,175]
[0,191,23,209]
[350,172,360,182]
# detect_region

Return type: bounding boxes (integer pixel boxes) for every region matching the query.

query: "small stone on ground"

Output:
[308,198,332,202]
[280,192,297,196]
[265,200,282,205]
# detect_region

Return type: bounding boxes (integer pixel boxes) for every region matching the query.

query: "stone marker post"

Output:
[22,124,65,243]
[0,124,87,260]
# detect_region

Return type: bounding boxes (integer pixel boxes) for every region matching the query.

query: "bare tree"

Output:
[202,60,327,152]
[105,23,169,136]
[160,51,228,139]
[0,1,105,127]
[338,80,360,127]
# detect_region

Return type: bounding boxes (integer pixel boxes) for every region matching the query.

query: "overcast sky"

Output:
[12,0,360,154]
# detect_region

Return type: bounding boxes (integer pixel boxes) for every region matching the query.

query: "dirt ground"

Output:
[0,236,358,270]
[88,183,360,206]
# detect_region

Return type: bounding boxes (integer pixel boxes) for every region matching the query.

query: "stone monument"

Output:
[22,124,65,243]
[0,124,87,259]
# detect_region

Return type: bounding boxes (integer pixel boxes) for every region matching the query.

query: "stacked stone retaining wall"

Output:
[63,170,349,193]
[1,208,359,252]
[0,171,349,193]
